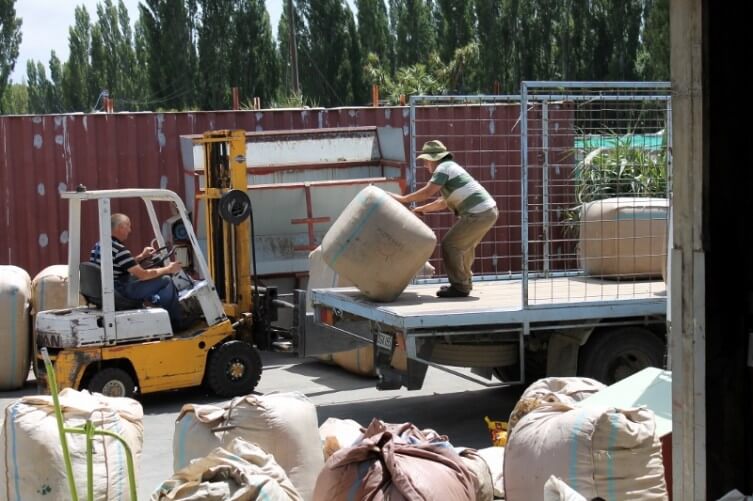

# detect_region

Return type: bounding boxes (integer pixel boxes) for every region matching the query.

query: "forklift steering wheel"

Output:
[139,244,175,269]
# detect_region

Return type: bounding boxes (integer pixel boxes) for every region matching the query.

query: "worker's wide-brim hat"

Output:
[416,140,453,161]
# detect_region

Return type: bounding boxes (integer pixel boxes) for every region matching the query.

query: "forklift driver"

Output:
[90,213,188,331]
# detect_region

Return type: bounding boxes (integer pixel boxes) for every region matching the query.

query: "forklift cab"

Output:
[36,188,226,349]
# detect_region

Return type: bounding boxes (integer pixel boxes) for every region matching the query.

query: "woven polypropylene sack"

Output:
[1,388,143,501]
[0,266,31,390]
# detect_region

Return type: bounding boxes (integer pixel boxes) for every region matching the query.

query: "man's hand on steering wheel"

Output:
[139,243,175,269]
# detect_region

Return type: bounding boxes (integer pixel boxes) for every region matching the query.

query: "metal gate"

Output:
[410,82,672,310]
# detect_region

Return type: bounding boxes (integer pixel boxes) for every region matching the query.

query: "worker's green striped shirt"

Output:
[429,160,497,215]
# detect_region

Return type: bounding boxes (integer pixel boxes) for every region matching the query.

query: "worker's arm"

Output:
[389,181,442,204]
[128,260,182,281]
[413,198,447,214]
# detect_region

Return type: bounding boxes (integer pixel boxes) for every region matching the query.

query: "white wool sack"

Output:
[476,447,505,499]
[544,475,588,501]
[223,392,324,501]
[504,403,668,501]
[1,388,143,501]
[319,417,364,459]
[172,402,227,472]
[154,438,302,501]
[0,265,31,390]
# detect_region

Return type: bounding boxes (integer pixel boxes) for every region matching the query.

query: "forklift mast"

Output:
[197,130,254,320]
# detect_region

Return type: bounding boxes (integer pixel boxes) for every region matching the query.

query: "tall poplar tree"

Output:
[0,0,21,111]
[230,0,280,106]
[62,6,92,111]
[394,0,436,68]
[140,0,195,109]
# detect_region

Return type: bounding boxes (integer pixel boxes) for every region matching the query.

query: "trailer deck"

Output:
[311,277,666,331]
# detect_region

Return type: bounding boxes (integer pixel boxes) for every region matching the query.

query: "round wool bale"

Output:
[0,266,31,390]
[321,186,436,302]
[579,197,668,278]
[172,402,226,472]
[503,403,667,501]
[223,392,323,501]
[0,388,143,500]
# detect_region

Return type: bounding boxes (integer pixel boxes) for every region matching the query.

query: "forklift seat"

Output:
[79,262,144,311]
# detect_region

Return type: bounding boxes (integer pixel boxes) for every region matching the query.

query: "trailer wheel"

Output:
[88,368,136,398]
[578,327,665,385]
[207,341,262,397]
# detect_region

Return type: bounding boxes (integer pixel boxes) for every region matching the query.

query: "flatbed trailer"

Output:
[301,276,667,390]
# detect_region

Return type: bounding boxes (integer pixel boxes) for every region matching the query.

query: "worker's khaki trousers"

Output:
[441,207,498,293]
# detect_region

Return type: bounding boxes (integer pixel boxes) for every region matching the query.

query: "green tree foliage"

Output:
[357,0,391,63]
[48,52,64,111]
[394,0,436,68]
[62,6,93,111]
[0,0,21,112]
[26,60,48,113]
[435,0,474,63]
[277,0,308,100]
[196,0,233,109]
[0,82,26,113]
[139,0,195,110]
[299,0,359,106]
[230,0,280,107]
[637,0,669,80]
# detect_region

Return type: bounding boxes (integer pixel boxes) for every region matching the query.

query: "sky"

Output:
[11,0,356,84]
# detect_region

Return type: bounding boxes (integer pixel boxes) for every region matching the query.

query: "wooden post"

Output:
[232,87,240,110]
[372,84,379,107]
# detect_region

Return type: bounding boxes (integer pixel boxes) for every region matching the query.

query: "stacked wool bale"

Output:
[173,392,323,501]
[1,388,144,500]
[579,197,669,279]
[321,186,436,302]
[0,266,31,390]
[503,377,669,500]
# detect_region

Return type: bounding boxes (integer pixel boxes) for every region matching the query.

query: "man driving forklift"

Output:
[90,212,188,330]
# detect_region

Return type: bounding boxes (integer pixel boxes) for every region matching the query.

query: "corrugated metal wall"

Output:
[0,105,574,278]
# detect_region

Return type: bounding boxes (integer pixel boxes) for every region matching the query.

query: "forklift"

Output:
[35,130,288,398]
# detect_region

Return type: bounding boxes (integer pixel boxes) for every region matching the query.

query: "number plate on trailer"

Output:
[376,331,393,351]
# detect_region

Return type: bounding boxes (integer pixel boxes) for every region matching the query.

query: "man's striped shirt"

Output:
[430,160,497,215]
[90,238,136,279]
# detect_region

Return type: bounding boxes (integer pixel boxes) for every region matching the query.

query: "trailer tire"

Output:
[207,340,262,397]
[578,327,665,385]
[88,367,136,398]
[430,342,518,368]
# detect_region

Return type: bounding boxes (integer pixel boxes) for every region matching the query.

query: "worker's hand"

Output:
[388,192,407,204]
[412,206,424,214]
[138,246,155,260]
[166,261,182,275]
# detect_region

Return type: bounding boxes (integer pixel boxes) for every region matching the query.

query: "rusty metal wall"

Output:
[0,105,553,278]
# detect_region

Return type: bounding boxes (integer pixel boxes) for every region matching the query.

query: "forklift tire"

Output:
[88,368,136,399]
[578,326,665,385]
[207,341,262,397]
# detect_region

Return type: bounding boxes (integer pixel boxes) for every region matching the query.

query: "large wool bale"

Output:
[504,402,668,501]
[31,265,74,315]
[173,392,323,501]
[0,265,31,390]
[579,197,668,279]
[321,186,437,302]
[1,388,143,500]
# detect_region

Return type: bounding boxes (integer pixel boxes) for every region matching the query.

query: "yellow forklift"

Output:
[35,130,287,398]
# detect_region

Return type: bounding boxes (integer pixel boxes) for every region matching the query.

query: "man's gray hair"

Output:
[111,213,130,230]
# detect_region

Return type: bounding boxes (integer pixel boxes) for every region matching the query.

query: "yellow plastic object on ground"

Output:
[484,416,508,447]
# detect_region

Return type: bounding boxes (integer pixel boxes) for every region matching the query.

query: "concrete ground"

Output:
[1,352,523,499]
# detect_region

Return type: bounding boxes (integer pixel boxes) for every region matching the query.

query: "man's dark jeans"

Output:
[116,276,186,329]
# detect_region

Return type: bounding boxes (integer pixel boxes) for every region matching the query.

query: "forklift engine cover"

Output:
[35,307,173,348]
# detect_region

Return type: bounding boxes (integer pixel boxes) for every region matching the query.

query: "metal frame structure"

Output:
[308,82,672,390]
